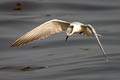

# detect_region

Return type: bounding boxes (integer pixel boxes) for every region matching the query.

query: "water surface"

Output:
[0,0,120,80]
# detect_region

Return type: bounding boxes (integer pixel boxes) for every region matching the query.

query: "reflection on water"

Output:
[0,0,120,80]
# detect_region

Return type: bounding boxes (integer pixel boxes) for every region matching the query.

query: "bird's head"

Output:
[65,22,84,41]
[65,25,73,41]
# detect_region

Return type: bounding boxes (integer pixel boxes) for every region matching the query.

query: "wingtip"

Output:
[10,41,20,47]
[10,43,17,47]
[10,44,22,47]
[10,45,13,47]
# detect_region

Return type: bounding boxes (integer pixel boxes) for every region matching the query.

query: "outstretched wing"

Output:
[11,19,70,47]
[82,24,108,60]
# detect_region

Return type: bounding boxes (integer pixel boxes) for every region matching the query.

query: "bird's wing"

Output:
[81,25,101,37]
[11,19,70,47]
[82,24,108,60]
[81,25,94,36]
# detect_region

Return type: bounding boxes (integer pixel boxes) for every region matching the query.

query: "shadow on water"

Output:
[0,66,48,72]
[0,52,119,72]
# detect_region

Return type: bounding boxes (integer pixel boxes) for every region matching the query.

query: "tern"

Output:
[11,19,108,60]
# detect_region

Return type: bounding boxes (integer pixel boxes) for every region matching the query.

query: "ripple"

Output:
[0,1,119,12]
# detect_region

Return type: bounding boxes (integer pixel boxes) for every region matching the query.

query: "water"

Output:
[0,0,120,80]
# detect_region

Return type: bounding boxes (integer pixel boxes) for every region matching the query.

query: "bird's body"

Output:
[71,22,83,33]
[11,19,108,60]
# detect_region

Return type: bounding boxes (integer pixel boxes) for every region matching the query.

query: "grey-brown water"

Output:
[0,0,120,80]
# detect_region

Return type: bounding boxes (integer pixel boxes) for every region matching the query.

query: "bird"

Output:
[11,19,108,60]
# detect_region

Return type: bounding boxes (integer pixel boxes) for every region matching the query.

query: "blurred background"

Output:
[0,0,120,80]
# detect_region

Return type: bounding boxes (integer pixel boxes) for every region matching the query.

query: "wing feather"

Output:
[81,25,93,36]
[11,19,70,47]
[82,24,108,60]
